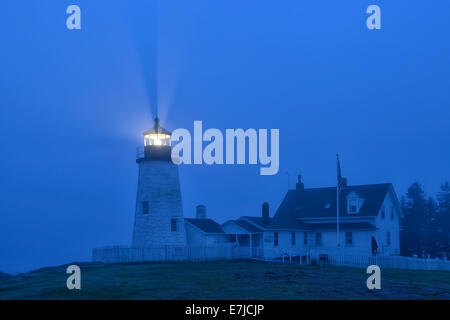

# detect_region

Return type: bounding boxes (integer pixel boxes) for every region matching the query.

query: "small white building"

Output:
[185,218,228,246]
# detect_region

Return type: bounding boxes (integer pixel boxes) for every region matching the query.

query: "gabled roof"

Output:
[269,183,394,230]
[240,216,271,230]
[233,219,264,233]
[185,218,224,234]
[222,219,264,233]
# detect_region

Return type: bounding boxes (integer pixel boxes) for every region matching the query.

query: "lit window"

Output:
[171,218,177,232]
[325,203,331,209]
[291,232,296,247]
[315,232,322,246]
[144,133,171,146]
[274,232,279,246]
[142,201,149,214]
[345,232,353,245]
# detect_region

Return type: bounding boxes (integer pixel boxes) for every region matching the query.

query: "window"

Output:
[304,232,308,245]
[387,231,391,245]
[142,201,149,214]
[274,232,279,246]
[325,203,331,209]
[345,232,353,245]
[381,207,385,219]
[349,200,358,213]
[315,232,322,246]
[291,232,296,247]
[346,192,364,214]
[171,218,177,232]
[391,207,394,220]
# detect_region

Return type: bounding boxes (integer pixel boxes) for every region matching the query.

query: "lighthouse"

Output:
[131,118,186,248]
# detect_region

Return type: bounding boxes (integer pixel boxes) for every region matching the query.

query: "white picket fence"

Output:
[92,245,233,264]
[308,249,450,271]
[93,246,450,271]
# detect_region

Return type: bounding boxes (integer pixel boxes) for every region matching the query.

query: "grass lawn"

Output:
[0,260,449,299]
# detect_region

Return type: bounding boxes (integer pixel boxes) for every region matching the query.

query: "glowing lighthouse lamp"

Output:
[137,117,174,161]
[143,117,171,146]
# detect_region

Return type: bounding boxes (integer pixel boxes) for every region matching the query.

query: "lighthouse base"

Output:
[132,160,186,248]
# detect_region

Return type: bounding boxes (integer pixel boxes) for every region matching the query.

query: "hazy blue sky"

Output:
[1,1,449,273]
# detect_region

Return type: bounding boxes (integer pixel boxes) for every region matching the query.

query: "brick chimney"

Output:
[296,174,305,206]
[196,205,206,219]
[262,202,269,226]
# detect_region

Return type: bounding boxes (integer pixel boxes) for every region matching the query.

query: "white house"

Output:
[183,175,402,261]
[260,175,402,259]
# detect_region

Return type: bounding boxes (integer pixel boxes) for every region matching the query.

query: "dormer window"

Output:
[346,191,364,214]
[349,200,358,213]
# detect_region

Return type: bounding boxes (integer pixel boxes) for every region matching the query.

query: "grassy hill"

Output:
[0,260,449,299]
[0,272,11,280]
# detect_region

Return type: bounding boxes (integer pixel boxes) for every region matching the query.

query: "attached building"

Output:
[262,176,402,259]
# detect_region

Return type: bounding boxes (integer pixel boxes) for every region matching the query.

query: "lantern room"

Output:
[143,117,172,146]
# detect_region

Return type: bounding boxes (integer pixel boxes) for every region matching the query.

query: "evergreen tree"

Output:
[436,182,450,258]
[424,197,439,257]
[401,182,427,256]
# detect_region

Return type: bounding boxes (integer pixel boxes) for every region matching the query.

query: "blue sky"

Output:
[0,1,449,273]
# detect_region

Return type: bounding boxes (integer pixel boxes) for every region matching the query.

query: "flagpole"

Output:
[336,154,340,248]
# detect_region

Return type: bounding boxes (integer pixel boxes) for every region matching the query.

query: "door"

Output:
[371,236,378,255]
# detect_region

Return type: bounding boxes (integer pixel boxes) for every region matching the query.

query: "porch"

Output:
[227,233,264,259]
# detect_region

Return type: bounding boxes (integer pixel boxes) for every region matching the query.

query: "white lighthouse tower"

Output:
[131,118,186,248]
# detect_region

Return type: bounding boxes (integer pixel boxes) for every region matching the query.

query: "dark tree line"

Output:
[400,182,450,258]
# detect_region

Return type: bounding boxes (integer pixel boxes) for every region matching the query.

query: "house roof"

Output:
[240,216,271,230]
[233,219,264,233]
[269,183,395,230]
[222,219,264,233]
[185,218,224,234]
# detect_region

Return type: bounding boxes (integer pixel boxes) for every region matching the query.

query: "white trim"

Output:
[298,217,375,221]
